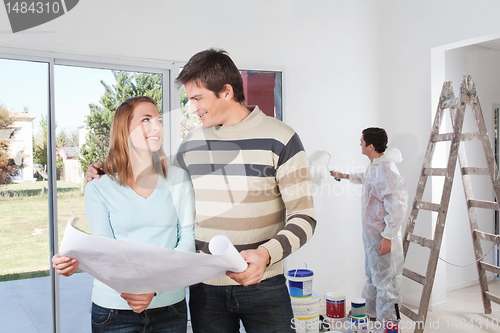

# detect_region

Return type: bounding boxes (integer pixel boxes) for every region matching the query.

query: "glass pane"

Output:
[54,65,116,235]
[54,66,164,332]
[180,85,202,140]
[179,70,282,143]
[241,70,282,120]
[496,106,500,273]
[0,58,51,330]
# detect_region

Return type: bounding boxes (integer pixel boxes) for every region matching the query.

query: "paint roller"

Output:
[307,150,340,181]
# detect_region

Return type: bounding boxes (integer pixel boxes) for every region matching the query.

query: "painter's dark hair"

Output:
[362,127,388,153]
[176,48,245,103]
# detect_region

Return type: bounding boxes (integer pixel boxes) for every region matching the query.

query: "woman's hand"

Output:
[120,293,156,313]
[52,254,79,277]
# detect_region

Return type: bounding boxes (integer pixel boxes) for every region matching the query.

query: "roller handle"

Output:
[330,170,341,182]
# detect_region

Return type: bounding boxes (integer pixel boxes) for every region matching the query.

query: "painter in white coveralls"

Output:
[331,127,408,326]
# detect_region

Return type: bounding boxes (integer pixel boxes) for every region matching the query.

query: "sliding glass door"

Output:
[0,52,170,333]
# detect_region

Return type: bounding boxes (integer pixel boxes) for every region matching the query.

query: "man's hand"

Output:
[52,254,79,277]
[378,237,392,256]
[86,162,104,183]
[330,170,347,180]
[226,247,270,286]
[120,293,156,313]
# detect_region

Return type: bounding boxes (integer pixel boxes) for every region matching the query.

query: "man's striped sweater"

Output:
[175,106,316,286]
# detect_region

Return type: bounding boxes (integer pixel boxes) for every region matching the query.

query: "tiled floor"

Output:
[323,280,500,332]
[397,279,500,333]
[0,272,92,333]
[0,273,498,332]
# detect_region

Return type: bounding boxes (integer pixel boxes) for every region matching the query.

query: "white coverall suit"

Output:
[349,148,408,321]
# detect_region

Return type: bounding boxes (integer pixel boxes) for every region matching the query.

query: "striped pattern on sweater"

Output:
[175,106,316,285]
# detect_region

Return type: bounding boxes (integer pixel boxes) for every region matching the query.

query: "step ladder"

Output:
[401,75,500,333]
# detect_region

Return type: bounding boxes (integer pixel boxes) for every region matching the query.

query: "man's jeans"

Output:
[91,300,187,333]
[189,274,295,333]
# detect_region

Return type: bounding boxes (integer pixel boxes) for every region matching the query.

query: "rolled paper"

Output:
[208,235,248,273]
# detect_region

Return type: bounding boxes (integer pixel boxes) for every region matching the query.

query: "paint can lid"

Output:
[351,298,366,304]
[287,269,313,278]
[348,314,368,323]
[325,292,345,301]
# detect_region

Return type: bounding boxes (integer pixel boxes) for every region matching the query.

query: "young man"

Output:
[331,128,407,329]
[175,49,315,333]
[86,49,316,333]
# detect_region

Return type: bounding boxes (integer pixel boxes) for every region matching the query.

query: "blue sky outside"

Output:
[0,58,115,135]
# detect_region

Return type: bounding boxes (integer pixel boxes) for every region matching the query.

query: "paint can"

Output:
[351,297,366,316]
[291,293,321,333]
[325,292,345,319]
[287,268,314,299]
[347,314,369,333]
[386,320,399,333]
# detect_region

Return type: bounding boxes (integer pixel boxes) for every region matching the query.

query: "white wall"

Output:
[1,0,500,311]
[444,45,500,291]
[374,0,500,310]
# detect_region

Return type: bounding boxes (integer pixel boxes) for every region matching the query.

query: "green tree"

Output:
[33,115,74,180]
[0,105,13,128]
[0,105,20,184]
[79,71,162,173]
[180,86,201,139]
[33,114,48,169]
[56,128,79,148]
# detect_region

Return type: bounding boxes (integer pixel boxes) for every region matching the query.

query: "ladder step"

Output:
[432,132,480,142]
[423,168,447,176]
[405,79,497,328]
[479,261,500,275]
[474,230,500,245]
[400,305,419,322]
[417,201,441,212]
[406,233,434,249]
[461,167,490,175]
[403,268,426,285]
[433,133,453,142]
[439,96,459,109]
[461,132,481,141]
[468,199,499,210]
[485,291,500,305]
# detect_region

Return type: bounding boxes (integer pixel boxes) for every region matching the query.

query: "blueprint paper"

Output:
[209,234,248,273]
[59,218,247,294]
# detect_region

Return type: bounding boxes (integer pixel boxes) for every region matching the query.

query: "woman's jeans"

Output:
[91,299,187,333]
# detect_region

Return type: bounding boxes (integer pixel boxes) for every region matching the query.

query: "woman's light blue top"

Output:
[84,166,195,310]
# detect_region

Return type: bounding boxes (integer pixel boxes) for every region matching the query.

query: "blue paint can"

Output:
[287,269,314,299]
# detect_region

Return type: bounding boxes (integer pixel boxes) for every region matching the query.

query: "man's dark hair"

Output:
[362,127,388,153]
[176,48,245,104]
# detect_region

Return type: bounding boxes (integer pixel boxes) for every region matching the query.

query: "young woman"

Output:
[52,96,195,333]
